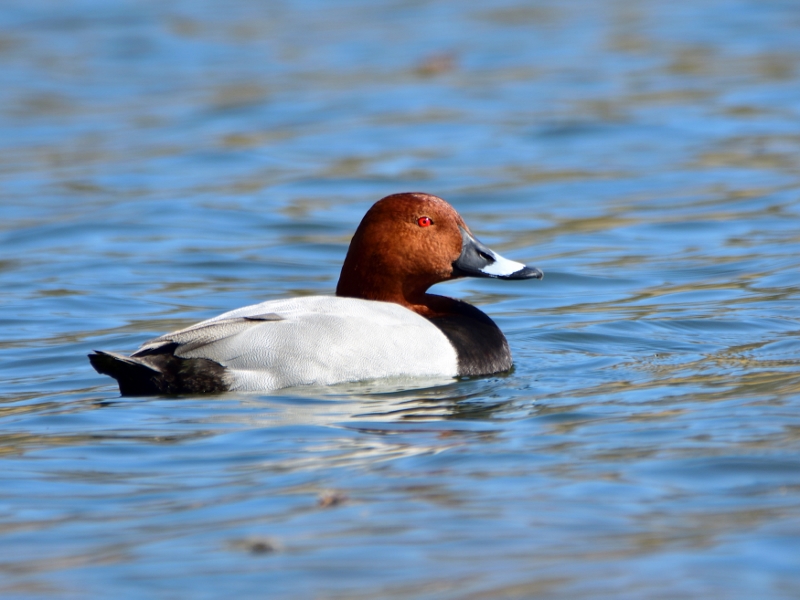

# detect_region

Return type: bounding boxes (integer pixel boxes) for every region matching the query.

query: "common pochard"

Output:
[89,193,542,394]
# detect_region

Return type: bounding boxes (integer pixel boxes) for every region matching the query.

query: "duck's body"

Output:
[89,193,542,395]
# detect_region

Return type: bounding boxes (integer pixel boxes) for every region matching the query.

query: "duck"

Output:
[89,192,542,395]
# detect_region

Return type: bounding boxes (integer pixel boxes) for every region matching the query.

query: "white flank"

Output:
[140,296,460,391]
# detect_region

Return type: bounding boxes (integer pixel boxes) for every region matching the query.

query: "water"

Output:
[2,0,800,597]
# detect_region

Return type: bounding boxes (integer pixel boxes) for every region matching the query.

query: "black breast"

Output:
[426,300,513,376]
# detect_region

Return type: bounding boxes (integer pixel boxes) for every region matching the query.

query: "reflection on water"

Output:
[2,0,800,597]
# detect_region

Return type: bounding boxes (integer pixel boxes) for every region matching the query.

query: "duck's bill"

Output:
[452,226,543,280]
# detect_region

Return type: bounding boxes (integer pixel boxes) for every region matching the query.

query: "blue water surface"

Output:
[2,0,800,598]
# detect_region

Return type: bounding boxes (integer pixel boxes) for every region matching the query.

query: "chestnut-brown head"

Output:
[335,192,542,309]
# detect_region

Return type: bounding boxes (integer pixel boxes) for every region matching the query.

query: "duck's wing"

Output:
[90,307,284,396]
[134,312,283,356]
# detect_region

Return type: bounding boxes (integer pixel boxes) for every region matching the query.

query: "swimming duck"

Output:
[89,192,542,394]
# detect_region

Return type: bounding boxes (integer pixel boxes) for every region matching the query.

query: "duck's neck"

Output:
[336,275,455,319]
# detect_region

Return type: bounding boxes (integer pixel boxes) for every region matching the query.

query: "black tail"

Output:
[88,350,229,396]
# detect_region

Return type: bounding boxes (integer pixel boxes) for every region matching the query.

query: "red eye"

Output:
[417,216,433,227]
